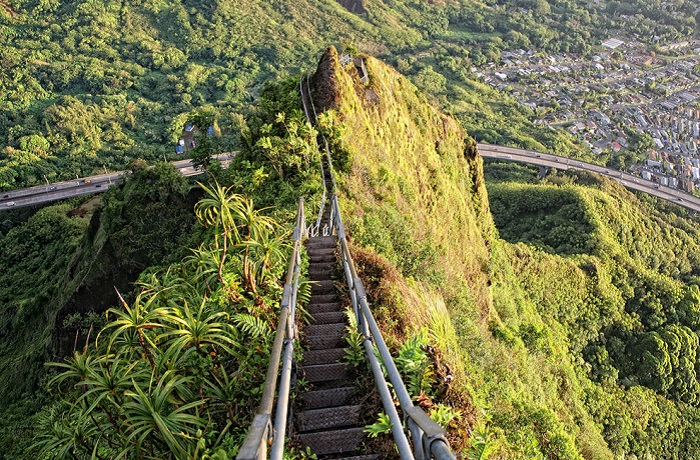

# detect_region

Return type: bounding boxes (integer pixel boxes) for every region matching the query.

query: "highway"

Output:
[477,143,700,213]
[3,146,699,213]
[0,153,233,211]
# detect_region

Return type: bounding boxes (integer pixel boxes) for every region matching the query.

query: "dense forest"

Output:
[484,161,700,457]
[7,0,697,190]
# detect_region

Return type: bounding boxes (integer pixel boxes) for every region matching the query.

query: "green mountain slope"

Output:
[0,165,199,457]
[2,1,700,451]
[313,48,700,458]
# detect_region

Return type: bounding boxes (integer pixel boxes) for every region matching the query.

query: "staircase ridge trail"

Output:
[294,229,378,458]
[237,58,456,460]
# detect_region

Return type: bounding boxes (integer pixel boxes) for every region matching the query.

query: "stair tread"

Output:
[310,311,346,324]
[306,334,345,350]
[334,456,379,460]
[309,262,335,270]
[303,362,347,383]
[307,322,346,337]
[308,235,337,243]
[297,405,362,432]
[307,303,343,315]
[307,248,336,256]
[309,293,340,305]
[297,427,366,456]
[307,243,336,250]
[312,280,335,286]
[309,254,336,263]
[302,386,355,409]
[302,348,345,366]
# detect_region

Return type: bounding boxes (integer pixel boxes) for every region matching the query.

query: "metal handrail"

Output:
[332,196,455,460]
[305,74,338,195]
[237,197,306,460]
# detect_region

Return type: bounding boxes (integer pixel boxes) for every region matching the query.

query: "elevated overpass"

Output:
[0,154,232,211]
[478,143,700,213]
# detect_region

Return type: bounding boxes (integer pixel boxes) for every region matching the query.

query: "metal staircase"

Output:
[295,232,376,457]
[235,72,456,460]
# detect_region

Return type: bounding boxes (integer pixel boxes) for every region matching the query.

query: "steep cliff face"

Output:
[336,0,367,14]
[308,47,498,449]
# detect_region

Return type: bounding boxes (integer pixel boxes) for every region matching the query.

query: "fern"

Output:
[395,331,434,397]
[364,412,393,438]
[465,420,496,460]
[296,278,313,307]
[233,314,273,341]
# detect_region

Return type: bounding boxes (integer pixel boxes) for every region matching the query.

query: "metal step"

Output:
[297,405,362,432]
[310,311,346,325]
[311,279,335,294]
[307,247,336,257]
[335,456,380,460]
[297,427,366,456]
[306,302,343,315]
[309,261,336,271]
[302,386,355,409]
[306,241,338,254]
[309,253,336,264]
[309,271,333,282]
[306,332,345,350]
[302,348,345,366]
[307,322,345,338]
[307,236,337,247]
[303,363,347,383]
[308,294,339,305]
[309,265,336,281]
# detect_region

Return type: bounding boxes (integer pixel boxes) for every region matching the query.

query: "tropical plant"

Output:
[395,331,435,398]
[35,184,290,459]
[364,412,393,438]
[465,420,497,460]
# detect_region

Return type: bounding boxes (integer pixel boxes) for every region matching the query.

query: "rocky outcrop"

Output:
[336,0,366,14]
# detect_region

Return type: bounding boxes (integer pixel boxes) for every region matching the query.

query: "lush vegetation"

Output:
[485,162,700,458]
[35,182,291,458]
[312,49,700,458]
[3,0,700,456]
[0,73,324,457]
[13,0,689,191]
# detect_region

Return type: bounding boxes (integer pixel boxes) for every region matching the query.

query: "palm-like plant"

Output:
[232,196,277,242]
[33,403,104,460]
[158,296,241,359]
[242,229,288,291]
[120,371,205,459]
[102,290,167,370]
[39,179,290,459]
[183,245,225,292]
[76,355,140,425]
[47,351,97,390]
[195,182,247,283]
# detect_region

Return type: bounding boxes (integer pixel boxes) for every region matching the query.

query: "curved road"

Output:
[478,143,700,213]
[2,147,698,213]
[0,154,233,212]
